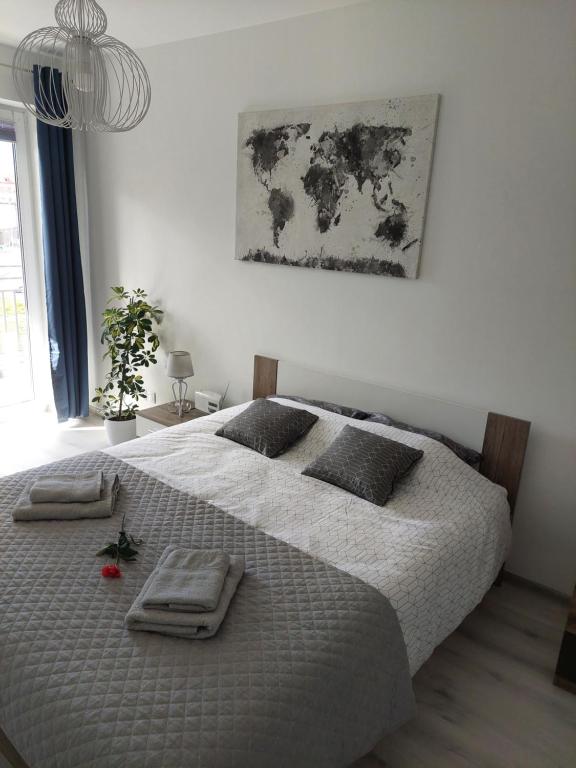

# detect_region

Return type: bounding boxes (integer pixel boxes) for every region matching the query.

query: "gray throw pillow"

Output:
[273,395,369,420]
[216,398,318,458]
[302,425,423,506]
[365,413,481,466]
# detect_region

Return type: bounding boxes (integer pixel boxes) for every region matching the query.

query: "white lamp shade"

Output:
[167,351,194,378]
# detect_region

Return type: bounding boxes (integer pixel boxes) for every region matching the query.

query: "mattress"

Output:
[109,398,511,673]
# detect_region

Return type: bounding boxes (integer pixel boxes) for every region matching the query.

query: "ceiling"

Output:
[0,0,366,49]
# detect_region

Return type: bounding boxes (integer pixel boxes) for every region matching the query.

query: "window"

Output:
[0,106,48,410]
[0,123,33,404]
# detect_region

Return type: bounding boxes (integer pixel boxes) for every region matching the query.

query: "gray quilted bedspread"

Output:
[0,453,414,768]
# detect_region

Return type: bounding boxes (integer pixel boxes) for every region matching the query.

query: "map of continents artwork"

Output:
[236,95,439,279]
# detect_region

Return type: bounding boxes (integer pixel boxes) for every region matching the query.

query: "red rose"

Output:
[101,564,122,579]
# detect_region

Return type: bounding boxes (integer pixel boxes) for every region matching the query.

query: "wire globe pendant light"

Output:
[12,0,151,132]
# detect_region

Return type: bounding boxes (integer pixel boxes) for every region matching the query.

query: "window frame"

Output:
[0,103,51,410]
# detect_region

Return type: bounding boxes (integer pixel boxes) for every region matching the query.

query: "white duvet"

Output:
[108,398,510,673]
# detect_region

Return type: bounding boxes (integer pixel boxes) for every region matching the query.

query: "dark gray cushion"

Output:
[216,398,318,458]
[302,425,423,506]
[273,395,369,420]
[365,413,481,466]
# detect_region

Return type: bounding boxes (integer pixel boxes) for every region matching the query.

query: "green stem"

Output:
[118,361,126,419]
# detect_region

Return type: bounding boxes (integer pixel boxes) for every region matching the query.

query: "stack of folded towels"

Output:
[126,546,244,639]
[13,471,119,521]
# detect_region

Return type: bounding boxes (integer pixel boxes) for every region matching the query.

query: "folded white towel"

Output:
[126,546,244,639]
[29,471,104,504]
[13,475,119,521]
[142,549,230,612]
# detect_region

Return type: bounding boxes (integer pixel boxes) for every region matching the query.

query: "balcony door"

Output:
[0,106,49,411]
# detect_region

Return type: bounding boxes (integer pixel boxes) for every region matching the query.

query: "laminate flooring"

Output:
[356,579,575,768]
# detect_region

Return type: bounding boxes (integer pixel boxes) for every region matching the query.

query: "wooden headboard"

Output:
[253,354,530,518]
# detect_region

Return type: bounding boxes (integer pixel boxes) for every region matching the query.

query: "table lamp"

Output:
[167,351,194,417]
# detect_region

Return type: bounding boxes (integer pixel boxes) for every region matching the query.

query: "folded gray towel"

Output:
[29,471,104,504]
[126,546,244,639]
[142,549,230,612]
[13,475,119,521]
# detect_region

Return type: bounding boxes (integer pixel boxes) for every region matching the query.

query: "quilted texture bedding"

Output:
[0,453,414,768]
[110,399,512,673]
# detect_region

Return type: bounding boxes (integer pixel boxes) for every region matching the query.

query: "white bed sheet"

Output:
[107,398,511,673]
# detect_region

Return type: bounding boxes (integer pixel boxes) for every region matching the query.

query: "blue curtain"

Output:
[34,66,88,421]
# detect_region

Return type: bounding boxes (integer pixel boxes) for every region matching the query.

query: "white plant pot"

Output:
[104,417,137,446]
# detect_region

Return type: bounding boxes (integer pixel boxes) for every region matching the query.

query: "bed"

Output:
[0,355,530,768]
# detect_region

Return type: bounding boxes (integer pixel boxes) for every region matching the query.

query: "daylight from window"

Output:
[0,139,33,406]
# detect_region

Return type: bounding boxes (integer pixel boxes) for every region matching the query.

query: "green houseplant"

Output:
[93,286,163,445]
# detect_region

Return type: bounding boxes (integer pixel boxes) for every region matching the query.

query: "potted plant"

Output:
[93,286,163,445]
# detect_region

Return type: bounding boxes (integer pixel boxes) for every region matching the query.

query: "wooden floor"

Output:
[0,410,107,477]
[355,579,576,768]
[0,421,575,767]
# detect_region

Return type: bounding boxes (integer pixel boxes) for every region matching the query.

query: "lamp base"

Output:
[169,379,193,418]
[168,400,194,416]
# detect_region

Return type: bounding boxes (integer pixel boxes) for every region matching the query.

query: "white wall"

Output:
[85,0,576,594]
[0,44,18,101]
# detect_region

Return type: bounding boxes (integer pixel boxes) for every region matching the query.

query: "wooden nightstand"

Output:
[135,403,208,437]
[554,584,576,694]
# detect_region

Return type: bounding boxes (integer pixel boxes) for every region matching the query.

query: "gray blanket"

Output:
[0,453,414,768]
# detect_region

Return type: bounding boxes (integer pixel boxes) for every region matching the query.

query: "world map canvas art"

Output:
[236,95,439,279]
